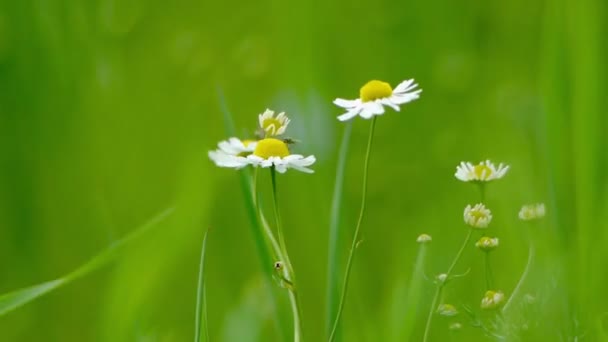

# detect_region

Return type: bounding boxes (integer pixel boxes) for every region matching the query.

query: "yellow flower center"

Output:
[469,209,486,220]
[262,118,282,135]
[254,138,289,159]
[360,80,393,102]
[473,164,493,179]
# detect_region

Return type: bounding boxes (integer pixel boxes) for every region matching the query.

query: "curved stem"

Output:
[502,244,535,313]
[422,228,474,342]
[328,117,377,342]
[270,167,302,342]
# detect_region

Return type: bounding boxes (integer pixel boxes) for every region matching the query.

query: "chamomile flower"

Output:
[455,160,509,182]
[475,236,499,252]
[333,79,422,121]
[480,290,505,310]
[208,137,257,168]
[464,203,492,229]
[244,138,316,173]
[258,109,290,136]
[518,203,546,221]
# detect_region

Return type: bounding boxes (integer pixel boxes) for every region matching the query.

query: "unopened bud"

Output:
[417,233,432,244]
[437,303,458,317]
[475,236,499,252]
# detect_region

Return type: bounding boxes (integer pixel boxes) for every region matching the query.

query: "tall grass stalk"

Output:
[325,122,353,341]
[329,117,377,342]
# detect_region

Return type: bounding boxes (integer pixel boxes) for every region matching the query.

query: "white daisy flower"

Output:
[212,138,315,173]
[475,236,499,252]
[464,203,492,229]
[518,203,546,221]
[258,109,290,136]
[333,79,422,121]
[480,290,505,310]
[455,160,509,182]
[208,138,257,168]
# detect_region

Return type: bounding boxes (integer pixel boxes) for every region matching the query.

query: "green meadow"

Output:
[0,0,606,341]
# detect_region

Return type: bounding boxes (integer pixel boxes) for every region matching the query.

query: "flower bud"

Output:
[475,236,499,252]
[480,290,505,310]
[437,303,458,317]
[417,233,432,244]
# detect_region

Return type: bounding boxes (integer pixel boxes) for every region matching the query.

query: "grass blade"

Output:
[325,122,353,341]
[194,229,210,342]
[0,207,174,316]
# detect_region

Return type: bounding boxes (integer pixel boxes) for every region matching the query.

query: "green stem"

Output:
[423,286,442,342]
[422,228,474,342]
[328,117,377,342]
[253,168,282,261]
[326,122,353,340]
[484,253,493,290]
[270,167,302,342]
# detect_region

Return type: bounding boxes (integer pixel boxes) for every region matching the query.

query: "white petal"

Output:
[333,98,361,109]
[380,98,400,111]
[393,79,417,94]
[337,110,360,122]
[390,90,422,105]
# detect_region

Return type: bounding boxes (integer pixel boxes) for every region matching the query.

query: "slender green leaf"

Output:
[325,122,352,341]
[0,207,174,316]
[194,229,210,342]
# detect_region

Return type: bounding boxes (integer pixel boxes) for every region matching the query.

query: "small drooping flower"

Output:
[475,236,499,252]
[417,233,432,244]
[258,109,290,137]
[519,203,546,221]
[480,290,505,310]
[333,79,422,121]
[464,203,492,229]
[455,160,509,182]
[208,137,257,168]
[437,303,459,317]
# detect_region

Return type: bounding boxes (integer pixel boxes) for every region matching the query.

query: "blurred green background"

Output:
[0,0,606,341]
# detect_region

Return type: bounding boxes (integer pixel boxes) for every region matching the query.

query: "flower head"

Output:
[455,160,509,182]
[258,109,290,137]
[437,304,459,317]
[475,236,499,252]
[208,137,257,168]
[464,203,492,229]
[417,233,432,244]
[333,79,421,121]
[519,203,546,221]
[480,290,505,310]
[245,138,316,173]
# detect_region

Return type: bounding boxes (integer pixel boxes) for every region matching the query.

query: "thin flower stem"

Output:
[270,167,303,342]
[270,167,293,270]
[484,253,493,290]
[253,168,282,261]
[502,242,535,313]
[328,117,377,342]
[446,228,474,276]
[422,228,474,342]
[422,285,442,342]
